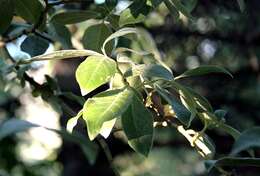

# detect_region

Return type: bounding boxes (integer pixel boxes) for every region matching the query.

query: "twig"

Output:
[97,137,120,176]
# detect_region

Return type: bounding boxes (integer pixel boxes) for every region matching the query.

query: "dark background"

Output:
[0,0,260,175]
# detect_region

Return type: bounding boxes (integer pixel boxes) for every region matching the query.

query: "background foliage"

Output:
[1,0,260,176]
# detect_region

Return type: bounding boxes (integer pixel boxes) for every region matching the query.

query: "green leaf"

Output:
[83,88,133,140]
[83,23,113,54]
[237,0,245,12]
[21,35,49,57]
[199,134,216,159]
[231,127,260,155]
[170,81,198,124]
[0,119,38,139]
[13,0,43,23]
[163,0,180,20]
[50,10,100,25]
[119,0,151,27]
[156,85,191,126]
[175,65,233,80]
[124,64,173,81]
[102,27,138,55]
[0,119,98,164]
[48,22,72,49]
[76,55,117,95]
[219,123,240,140]
[106,14,120,29]
[207,157,260,174]
[0,0,13,34]
[214,109,227,121]
[135,28,170,70]
[20,50,102,64]
[169,0,194,20]
[122,93,154,156]
[185,86,213,112]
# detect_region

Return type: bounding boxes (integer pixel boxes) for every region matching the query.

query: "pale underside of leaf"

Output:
[66,110,83,133]
[19,50,102,64]
[102,27,138,56]
[99,118,117,138]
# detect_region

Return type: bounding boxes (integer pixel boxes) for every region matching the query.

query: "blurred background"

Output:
[0,0,260,175]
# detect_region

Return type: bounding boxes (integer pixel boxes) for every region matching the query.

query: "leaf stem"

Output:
[97,137,120,176]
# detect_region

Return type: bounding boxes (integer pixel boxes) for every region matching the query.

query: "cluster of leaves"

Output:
[0,0,259,175]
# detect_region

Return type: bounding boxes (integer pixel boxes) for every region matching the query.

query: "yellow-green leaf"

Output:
[76,55,117,95]
[83,88,133,140]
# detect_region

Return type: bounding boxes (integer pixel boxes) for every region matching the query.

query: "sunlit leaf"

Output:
[66,110,83,133]
[83,88,133,140]
[122,93,154,156]
[20,50,102,64]
[76,55,117,95]
[175,65,233,80]
[0,0,13,34]
[100,118,117,138]
[83,23,113,54]
[50,10,100,24]
[231,127,260,155]
[13,0,43,23]
[119,0,151,27]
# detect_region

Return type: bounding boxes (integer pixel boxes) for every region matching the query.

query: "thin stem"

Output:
[97,137,120,176]
[116,63,129,87]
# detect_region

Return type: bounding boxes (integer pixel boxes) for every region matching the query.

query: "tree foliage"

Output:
[1,0,260,175]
